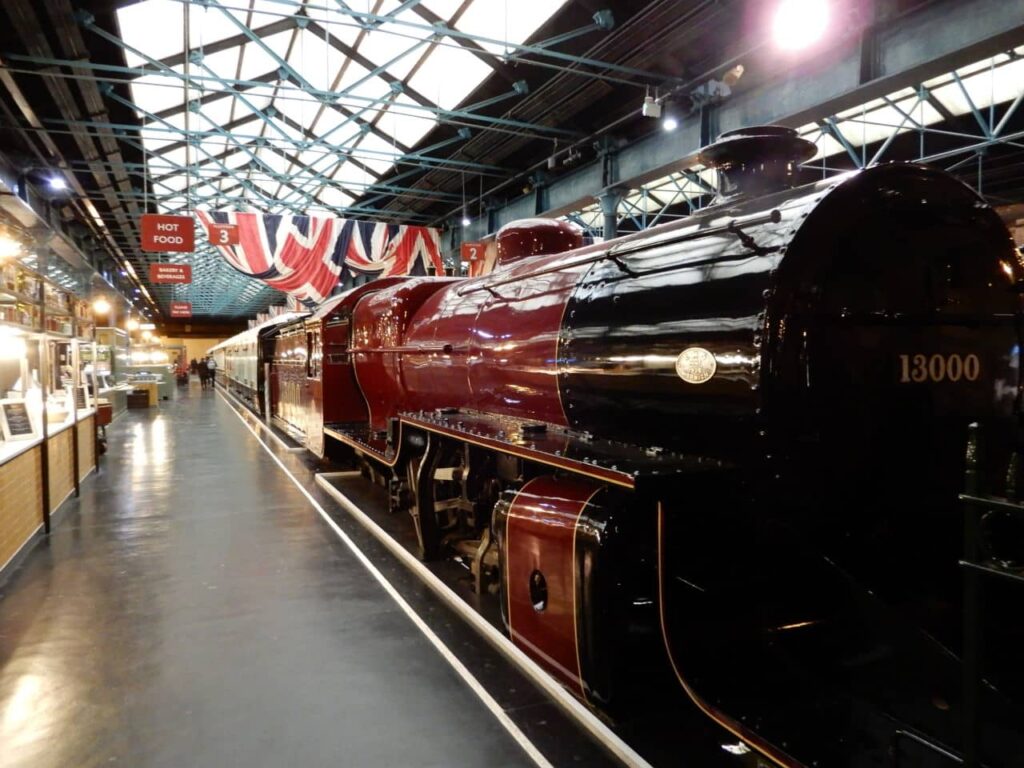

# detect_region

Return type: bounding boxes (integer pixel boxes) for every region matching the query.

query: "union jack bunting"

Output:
[196,211,445,306]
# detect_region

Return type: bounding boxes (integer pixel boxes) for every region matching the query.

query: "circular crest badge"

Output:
[675,347,717,384]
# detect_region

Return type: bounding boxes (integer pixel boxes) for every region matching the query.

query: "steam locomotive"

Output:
[211,127,1024,766]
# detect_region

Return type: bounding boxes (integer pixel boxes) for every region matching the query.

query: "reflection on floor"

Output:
[0,384,538,768]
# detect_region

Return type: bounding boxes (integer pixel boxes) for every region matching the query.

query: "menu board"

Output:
[1,400,37,441]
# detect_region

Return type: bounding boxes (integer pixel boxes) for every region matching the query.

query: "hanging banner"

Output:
[195,211,444,307]
[169,301,192,318]
[150,263,192,284]
[141,214,194,252]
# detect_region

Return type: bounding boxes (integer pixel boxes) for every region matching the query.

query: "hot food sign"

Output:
[140,214,194,253]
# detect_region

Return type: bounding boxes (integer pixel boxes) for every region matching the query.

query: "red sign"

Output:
[460,241,485,263]
[207,223,239,246]
[149,263,192,284]
[141,214,194,252]
[169,301,192,318]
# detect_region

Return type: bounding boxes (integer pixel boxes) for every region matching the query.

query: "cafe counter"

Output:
[0,409,97,574]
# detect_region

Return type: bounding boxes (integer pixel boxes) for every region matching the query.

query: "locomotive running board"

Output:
[400,410,727,490]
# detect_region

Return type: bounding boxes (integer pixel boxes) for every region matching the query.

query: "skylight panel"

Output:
[317,186,354,209]
[407,44,491,110]
[357,16,428,82]
[334,160,374,188]
[311,107,345,136]
[237,39,286,82]
[455,0,571,56]
[193,46,242,84]
[197,97,234,130]
[288,27,346,93]
[117,0,251,68]
[130,75,184,117]
[422,0,465,22]
[383,94,437,147]
[333,59,390,103]
[260,150,292,175]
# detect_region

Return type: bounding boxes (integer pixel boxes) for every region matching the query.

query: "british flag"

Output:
[196,211,445,307]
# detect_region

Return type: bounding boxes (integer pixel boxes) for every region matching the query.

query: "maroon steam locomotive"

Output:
[211,127,1024,766]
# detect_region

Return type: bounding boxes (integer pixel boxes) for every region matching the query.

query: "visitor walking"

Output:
[197,358,209,390]
[206,356,217,389]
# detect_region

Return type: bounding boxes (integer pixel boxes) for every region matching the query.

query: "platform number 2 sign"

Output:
[208,224,240,246]
[461,242,484,263]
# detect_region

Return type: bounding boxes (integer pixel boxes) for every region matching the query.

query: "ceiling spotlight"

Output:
[462,213,471,227]
[663,116,679,132]
[92,297,111,314]
[127,318,140,331]
[48,176,67,191]
[772,0,830,51]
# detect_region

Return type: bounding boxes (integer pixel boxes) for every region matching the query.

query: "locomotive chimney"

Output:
[698,125,817,200]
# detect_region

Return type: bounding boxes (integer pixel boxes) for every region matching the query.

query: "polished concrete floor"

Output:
[0,384,540,768]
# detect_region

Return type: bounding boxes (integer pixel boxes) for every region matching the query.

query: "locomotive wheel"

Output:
[404,436,472,561]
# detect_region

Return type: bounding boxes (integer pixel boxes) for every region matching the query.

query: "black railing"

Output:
[957,422,1024,768]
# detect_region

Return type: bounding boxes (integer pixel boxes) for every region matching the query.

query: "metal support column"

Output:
[597,188,624,241]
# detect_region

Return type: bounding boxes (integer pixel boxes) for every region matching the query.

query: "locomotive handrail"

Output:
[455,208,783,297]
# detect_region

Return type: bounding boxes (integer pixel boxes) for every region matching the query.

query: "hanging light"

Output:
[92,297,111,314]
[0,235,20,260]
[127,318,140,331]
[462,211,471,228]
[48,176,68,191]
[772,0,830,51]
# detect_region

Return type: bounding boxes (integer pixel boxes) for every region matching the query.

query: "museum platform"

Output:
[0,383,611,768]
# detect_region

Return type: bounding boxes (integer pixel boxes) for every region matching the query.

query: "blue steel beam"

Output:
[176,0,678,84]
[8,50,584,139]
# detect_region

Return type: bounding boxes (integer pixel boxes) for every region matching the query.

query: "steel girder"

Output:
[453,0,1024,234]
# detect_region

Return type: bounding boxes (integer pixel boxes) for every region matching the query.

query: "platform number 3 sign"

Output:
[208,224,240,246]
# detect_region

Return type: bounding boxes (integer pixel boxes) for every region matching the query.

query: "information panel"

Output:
[207,223,239,246]
[169,301,192,318]
[460,241,485,263]
[0,400,36,441]
[149,264,192,284]
[141,214,195,253]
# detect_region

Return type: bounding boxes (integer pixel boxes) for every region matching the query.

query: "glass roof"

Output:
[116,0,570,219]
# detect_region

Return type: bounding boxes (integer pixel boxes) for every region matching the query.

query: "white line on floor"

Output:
[217,390,555,768]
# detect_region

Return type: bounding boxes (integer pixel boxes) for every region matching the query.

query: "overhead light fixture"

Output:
[127,318,140,331]
[662,103,679,132]
[772,0,830,51]
[48,176,68,191]
[0,235,20,260]
[642,95,662,119]
[462,212,471,227]
[92,297,111,314]
[141,330,153,341]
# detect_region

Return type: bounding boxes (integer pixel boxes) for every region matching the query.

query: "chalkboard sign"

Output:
[1,400,37,441]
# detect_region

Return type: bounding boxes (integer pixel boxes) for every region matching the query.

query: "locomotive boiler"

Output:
[212,127,1024,766]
